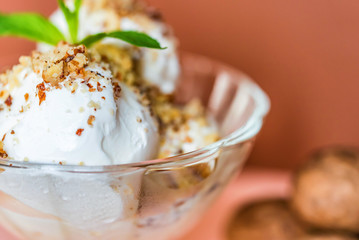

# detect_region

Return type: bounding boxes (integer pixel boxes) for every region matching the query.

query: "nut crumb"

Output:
[87,115,95,126]
[4,95,12,107]
[88,100,101,110]
[76,128,84,136]
[10,130,14,134]
[36,82,46,105]
[0,141,7,158]
[97,82,103,92]
[32,43,89,86]
[24,93,29,101]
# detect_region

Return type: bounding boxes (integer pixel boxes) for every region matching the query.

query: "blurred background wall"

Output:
[1,0,359,169]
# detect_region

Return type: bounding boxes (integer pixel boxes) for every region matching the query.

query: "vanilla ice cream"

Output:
[40,0,180,94]
[0,43,159,166]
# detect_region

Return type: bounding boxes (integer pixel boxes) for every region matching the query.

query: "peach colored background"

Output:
[1,0,359,169]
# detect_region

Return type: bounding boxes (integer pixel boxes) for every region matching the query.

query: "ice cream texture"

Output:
[0,43,159,165]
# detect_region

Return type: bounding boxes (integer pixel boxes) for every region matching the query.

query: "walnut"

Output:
[32,43,89,86]
[66,53,88,74]
[42,61,64,85]
[36,82,46,105]
[87,115,96,126]
[76,128,84,136]
[4,95,12,107]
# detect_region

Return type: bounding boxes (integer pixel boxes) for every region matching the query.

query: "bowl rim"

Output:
[0,52,270,173]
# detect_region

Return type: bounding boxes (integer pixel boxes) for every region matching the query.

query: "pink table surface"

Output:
[0,168,292,240]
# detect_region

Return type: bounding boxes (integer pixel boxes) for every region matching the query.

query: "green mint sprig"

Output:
[0,0,165,49]
[0,13,65,45]
[57,0,82,43]
[80,31,166,49]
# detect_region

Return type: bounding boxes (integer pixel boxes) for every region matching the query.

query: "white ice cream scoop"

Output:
[0,43,159,232]
[0,46,159,166]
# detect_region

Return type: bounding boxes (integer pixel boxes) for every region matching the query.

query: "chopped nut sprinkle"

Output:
[0,141,7,158]
[97,82,103,92]
[87,115,95,126]
[36,82,46,105]
[24,93,29,101]
[76,128,84,136]
[32,42,89,86]
[88,100,101,109]
[87,83,94,89]
[4,95,12,107]
[10,130,15,135]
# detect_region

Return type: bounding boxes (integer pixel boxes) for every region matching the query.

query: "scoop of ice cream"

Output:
[0,43,159,165]
[40,0,180,94]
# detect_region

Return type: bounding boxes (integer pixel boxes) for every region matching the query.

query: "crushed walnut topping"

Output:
[92,44,137,86]
[87,115,96,126]
[88,100,101,110]
[0,63,26,90]
[97,82,103,92]
[36,82,46,105]
[4,95,12,107]
[32,42,89,86]
[0,141,7,158]
[157,98,220,159]
[76,128,84,136]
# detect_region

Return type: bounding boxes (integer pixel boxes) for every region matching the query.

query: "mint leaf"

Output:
[79,31,167,49]
[0,13,65,45]
[58,0,82,43]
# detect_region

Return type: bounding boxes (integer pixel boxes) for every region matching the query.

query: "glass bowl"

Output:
[0,52,270,240]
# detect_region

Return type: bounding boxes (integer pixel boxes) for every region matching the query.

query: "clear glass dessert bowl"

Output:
[0,52,270,240]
